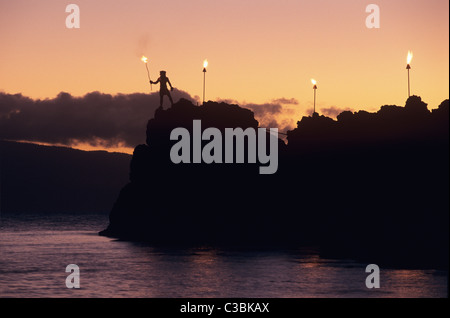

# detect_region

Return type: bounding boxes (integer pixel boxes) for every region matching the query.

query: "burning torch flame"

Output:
[203,59,208,68]
[311,79,317,85]
[407,51,413,65]
[141,56,148,64]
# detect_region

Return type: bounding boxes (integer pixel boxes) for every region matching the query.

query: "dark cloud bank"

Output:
[0,90,193,148]
[1,91,352,147]
[0,92,298,148]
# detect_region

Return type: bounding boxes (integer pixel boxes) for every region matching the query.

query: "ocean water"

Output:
[0,213,447,298]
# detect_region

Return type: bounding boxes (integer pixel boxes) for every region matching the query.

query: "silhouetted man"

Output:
[151,71,174,109]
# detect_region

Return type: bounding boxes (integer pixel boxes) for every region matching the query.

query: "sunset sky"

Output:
[0,0,449,152]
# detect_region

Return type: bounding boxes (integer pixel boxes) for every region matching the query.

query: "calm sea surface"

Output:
[0,213,447,298]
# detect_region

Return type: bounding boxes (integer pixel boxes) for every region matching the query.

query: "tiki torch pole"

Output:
[406,64,411,98]
[406,51,413,98]
[202,59,208,105]
[311,79,318,115]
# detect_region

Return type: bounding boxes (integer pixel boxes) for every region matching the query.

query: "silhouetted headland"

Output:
[0,140,130,213]
[99,96,449,269]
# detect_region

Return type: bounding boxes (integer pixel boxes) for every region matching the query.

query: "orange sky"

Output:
[0,0,449,146]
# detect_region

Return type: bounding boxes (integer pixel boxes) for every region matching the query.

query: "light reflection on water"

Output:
[0,213,447,298]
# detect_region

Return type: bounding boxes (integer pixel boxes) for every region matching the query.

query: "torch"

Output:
[203,59,208,105]
[311,79,318,115]
[406,51,413,97]
[141,56,151,91]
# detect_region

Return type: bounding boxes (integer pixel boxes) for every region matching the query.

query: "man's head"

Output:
[160,70,166,76]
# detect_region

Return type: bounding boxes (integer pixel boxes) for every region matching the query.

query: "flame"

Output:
[141,56,148,63]
[203,59,208,68]
[311,79,317,85]
[407,51,413,65]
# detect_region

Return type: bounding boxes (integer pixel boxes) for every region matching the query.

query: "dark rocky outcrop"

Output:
[101,99,287,244]
[100,96,449,269]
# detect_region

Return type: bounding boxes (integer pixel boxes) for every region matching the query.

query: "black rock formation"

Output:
[100,96,449,269]
[101,98,286,244]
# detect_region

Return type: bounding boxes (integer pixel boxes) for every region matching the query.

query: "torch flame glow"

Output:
[311,79,317,85]
[203,59,208,68]
[141,56,148,64]
[407,51,413,65]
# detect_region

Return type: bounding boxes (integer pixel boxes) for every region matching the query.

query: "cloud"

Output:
[243,103,282,117]
[215,98,297,134]
[216,98,239,105]
[271,98,298,105]
[232,99,300,135]
[320,106,354,118]
[0,90,193,148]
[0,92,311,148]
[303,105,354,118]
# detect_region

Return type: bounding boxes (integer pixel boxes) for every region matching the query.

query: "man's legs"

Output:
[167,92,174,106]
